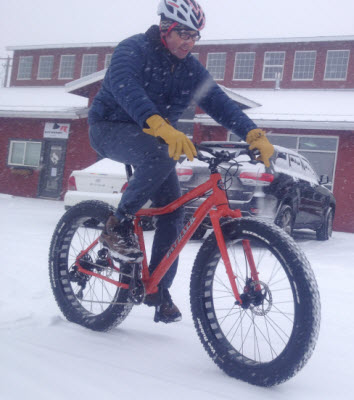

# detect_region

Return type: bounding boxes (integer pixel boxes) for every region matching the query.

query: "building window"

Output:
[206,53,226,80]
[17,56,33,80]
[263,51,286,80]
[104,54,113,69]
[324,50,350,80]
[37,56,54,79]
[233,52,255,80]
[81,54,98,77]
[8,141,42,167]
[292,51,316,80]
[59,55,76,79]
[268,134,338,190]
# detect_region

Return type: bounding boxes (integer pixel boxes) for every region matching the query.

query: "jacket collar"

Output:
[145,25,188,65]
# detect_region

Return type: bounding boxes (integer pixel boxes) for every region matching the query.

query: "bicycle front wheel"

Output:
[49,200,133,332]
[190,218,320,386]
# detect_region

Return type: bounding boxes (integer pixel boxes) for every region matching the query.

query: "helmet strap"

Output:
[160,21,178,48]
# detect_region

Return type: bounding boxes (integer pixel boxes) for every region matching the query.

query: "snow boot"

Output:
[145,288,182,323]
[99,214,143,263]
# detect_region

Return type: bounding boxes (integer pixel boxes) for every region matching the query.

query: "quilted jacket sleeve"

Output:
[194,65,257,140]
[107,36,160,127]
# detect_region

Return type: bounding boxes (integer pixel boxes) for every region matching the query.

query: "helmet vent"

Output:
[166,4,174,13]
[177,11,187,21]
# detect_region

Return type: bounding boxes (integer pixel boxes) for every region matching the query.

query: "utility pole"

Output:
[0,57,13,87]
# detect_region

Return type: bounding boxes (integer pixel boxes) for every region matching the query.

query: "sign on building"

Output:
[44,122,70,139]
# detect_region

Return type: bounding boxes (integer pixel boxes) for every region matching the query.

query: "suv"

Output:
[177,141,336,240]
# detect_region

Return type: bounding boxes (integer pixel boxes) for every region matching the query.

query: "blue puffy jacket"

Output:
[88,25,257,139]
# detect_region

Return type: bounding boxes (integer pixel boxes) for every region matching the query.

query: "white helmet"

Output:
[157,0,206,31]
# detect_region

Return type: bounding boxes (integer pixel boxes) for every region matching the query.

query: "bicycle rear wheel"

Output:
[49,200,133,331]
[190,218,320,386]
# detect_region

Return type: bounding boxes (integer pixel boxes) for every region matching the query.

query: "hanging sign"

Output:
[44,122,70,139]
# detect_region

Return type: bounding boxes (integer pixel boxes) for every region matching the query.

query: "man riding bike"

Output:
[88,0,274,323]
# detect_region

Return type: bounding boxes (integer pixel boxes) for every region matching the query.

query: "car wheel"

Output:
[275,205,294,236]
[316,208,334,241]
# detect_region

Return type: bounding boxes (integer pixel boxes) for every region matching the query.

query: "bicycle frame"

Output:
[76,170,261,304]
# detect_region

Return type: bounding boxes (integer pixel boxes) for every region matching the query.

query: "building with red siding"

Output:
[0,36,353,232]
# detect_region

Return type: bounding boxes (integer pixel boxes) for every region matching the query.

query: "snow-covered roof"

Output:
[195,89,354,131]
[65,69,106,94]
[196,35,354,46]
[0,87,88,119]
[6,42,118,51]
[6,35,354,52]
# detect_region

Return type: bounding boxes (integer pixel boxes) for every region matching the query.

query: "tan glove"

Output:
[143,115,197,161]
[246,129,274,168]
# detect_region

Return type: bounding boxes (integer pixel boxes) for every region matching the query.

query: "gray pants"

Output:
[89,121,184,288]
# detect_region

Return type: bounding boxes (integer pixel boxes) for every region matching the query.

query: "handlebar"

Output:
[194,143,259,170]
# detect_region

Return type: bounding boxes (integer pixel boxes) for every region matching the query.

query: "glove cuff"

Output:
[145,114,166,131]
[246,129,266,144]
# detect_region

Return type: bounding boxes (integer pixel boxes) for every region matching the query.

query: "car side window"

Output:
[301,158,319,181]
[289,154,303,173]
[275,152,289,169]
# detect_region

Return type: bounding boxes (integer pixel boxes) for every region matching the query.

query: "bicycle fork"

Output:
[210,208,261,305]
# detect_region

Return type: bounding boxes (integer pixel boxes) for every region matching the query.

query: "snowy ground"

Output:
[0,194,353,400]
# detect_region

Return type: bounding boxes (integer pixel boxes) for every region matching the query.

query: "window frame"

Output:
[59,55,76,80]
[233,52,256,81]
[104,54,113,69]
[206,52,227,81]
[80,54,98,77]
[324,49,350,81]
[262,51,286,81]
[17,56,33,80]
[37,55,54,80]
[8,140,42,168]
[292,50,317,81]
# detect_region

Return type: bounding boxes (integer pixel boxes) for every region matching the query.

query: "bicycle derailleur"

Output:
[69,248,114,300]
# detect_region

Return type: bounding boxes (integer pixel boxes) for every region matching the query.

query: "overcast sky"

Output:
[0,0,353,58]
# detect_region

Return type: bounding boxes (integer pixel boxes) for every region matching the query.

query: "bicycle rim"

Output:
[66,219,122,315]
[212,236,296,363]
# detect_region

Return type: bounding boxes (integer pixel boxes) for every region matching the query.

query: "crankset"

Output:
[126,263,145,305]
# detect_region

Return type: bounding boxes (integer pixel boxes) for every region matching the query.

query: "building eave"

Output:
[0,108,89,120]
[194,115,354,131]
[65,70,106,95]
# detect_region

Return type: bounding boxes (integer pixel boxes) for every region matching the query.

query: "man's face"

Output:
[164,30,199,59]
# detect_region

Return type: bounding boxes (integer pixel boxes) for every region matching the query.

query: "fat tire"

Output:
[190,218,320,386]
[49,200,133,332]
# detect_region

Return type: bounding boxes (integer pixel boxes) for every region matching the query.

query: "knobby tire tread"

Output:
[190,217,321,386]
[49,200,133,332]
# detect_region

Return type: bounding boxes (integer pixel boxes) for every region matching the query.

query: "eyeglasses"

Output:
[174,30,201,42]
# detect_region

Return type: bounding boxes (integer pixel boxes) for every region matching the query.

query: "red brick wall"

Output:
[10,39,354,90]
[10,46,116,87]
[0,118,44,197]
[0,117,97,198]
[193,39,354,89]
[332,133,354,232]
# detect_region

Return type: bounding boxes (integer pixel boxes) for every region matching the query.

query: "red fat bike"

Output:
[49,144,320,387]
